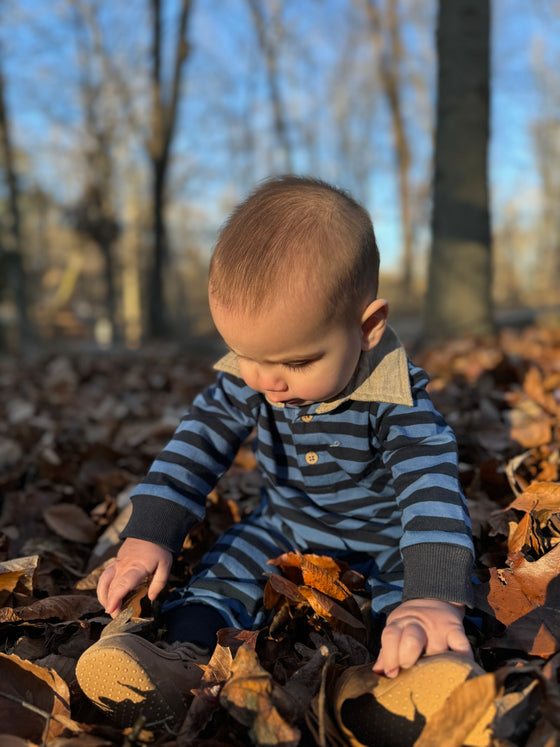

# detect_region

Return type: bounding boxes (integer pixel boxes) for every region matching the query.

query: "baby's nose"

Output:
[258,368,288,392]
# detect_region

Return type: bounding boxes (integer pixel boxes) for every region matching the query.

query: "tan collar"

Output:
[213,325,413,412]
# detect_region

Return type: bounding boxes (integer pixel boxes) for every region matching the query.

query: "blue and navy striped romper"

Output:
[122,327,474,631]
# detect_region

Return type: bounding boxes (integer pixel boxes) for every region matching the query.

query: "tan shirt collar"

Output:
[213,324,413,412]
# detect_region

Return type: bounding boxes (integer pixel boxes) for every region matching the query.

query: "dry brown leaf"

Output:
[486,607,560,658]
[298,587,365,634]
[217,626,260,654]
[200,642,234,686]
[510,415,553,449]
[11,635,47,660]
[523,366,560,416]
[180,644,235,745]
[0,555,39,606]
[220,645,300,746]
[507,482,560,514]
[525,718,560,746]
[250,697,301,747]
[120,578,150,617]
[481,545,560,627]
[490,680,541,742]
[43,504,99,545]
[281,644,332,718]
[506,510,560,557]
[48,737,114,746]
[0,737,38,747]
[264,573,306,607]
[0,652,79,742]
[0,594,102,623]
[507,511,532,554]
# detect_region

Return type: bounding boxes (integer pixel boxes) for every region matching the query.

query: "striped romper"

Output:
[121,326,474,635]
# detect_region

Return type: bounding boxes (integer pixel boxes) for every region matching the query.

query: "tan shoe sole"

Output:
[76,635,192,728]
[334,653,485,747]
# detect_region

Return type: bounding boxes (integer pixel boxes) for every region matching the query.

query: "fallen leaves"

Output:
[0,652,80,742]
[0,326,559,744]
[0,554,39,606]
[265,552,367,641]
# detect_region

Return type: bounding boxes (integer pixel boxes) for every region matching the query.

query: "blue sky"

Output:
[2,0,558,273]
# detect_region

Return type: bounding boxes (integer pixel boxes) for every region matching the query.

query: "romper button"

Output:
[305,451,319,465]
[301,415,313,423]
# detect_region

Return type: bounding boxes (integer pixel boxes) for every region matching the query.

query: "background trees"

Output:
[0,54,29,347]
[424,0,493,340]
[0,0,557,350]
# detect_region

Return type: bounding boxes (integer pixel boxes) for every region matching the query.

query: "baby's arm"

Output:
[372,598,472,678]
[97,537,173,617]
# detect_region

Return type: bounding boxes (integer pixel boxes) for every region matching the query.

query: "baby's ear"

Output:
[360,299,389,351]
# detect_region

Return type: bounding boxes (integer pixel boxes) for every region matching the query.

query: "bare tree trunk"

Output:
[147,0,192,339]
[533,119,560,304]
[0,58,31,347]
[247,0,293,172]
[424,0,494,340]
[363,0,413,297]
[67,0,122,342]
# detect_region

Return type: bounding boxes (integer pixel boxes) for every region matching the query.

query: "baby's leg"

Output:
[162,510,294,643]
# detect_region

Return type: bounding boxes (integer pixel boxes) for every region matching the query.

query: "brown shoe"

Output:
[76,633,210,729]
[334,653,487,747]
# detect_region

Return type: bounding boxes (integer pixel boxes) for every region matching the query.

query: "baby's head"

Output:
[209,176,388,405]
[209,175,379,323]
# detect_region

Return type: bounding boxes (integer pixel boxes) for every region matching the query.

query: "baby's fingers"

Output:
[446,626,473,658]
[97,562,116,610]
[104,566,149,617]
[373,621,427,678]
[148,556,173,602]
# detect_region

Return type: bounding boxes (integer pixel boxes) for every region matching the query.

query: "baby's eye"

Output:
[284,361,312,372]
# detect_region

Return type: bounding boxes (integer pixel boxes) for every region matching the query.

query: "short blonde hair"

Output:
[209,175,380,321]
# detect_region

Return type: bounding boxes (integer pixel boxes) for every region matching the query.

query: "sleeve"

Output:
[120,372,258,553]
[375,362,475,607]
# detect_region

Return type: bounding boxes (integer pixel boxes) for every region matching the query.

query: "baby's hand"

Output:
[97,538,173,617]
[372,598,472,679]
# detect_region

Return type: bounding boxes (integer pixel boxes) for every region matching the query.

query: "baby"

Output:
[77,175,474,728]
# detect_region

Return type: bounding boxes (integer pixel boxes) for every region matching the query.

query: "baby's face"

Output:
[210,293,364,406]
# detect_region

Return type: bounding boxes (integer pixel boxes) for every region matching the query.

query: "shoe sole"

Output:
[76,637,188,729]
[335,653,485,746]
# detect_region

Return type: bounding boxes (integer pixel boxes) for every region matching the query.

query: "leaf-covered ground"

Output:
[1,326,559,746]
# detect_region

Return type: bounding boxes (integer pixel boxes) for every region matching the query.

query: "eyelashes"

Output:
[283,361,313,372]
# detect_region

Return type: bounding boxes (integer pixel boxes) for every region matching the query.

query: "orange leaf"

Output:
[0,555,39,606]
[507,482,560,514]
[507,512,533,555]
[269,551,339,574]
[299,556,351,602]
[484,545,560,626]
